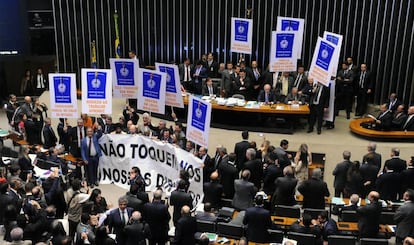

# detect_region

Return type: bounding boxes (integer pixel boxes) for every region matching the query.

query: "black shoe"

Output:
[307,129,314,133]
[317,130,322,134]
[95,181,99,187]
[327,125,335,129]
[346,115,350,119]
[90,184,95,188]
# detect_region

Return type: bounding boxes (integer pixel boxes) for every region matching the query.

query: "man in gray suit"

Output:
[221,62,235,97]
[232,170,257,210]
[394,189,414,245]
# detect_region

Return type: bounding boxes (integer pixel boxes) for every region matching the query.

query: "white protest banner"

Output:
[323,79,335,122]
[98,134,204,206]
[81,69,112,114]
[230,17,253,54]
[48,73,78,118]
[186,95,212,148]
[308,37,337,87]
[276,16,305,59]
[269,31,299,72]
[109,58,139,98]
[323,31,343,77]
[137,68,167,114]
[155,63,184,108]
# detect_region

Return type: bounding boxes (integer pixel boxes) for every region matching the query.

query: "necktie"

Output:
[265,92,269,103]
[209,86,213,95]
[314,85,322,104]
[403,115,413,129]
[88,137,92,157]
[360,72,365,88]
[79,128,83,140]
[121,211,126,225]
[294,74,302,87]
[254,69,259,80]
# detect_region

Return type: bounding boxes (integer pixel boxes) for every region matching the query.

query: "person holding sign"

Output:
[307,78,330,135]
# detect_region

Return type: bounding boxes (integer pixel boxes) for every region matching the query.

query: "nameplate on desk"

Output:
[338,223,350,228]
[276,105,285,110]
[290,104,300,109]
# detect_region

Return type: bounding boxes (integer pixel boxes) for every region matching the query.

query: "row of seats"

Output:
[197,220,389,245]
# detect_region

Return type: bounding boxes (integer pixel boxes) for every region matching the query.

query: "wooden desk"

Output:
[182,95,310,115]
[212,237,269,245]
[350,118,414,139]
[337,222,391,233]
[271,216,298,226]
[295,195,331,204]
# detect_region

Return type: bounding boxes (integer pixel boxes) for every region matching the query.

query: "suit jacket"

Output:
[233,76,254,100]
[170,190,193,224]
[402,115,414,131]
[262,164,283,195]
[243,206,272,243]
[125,192,144,212]
[5,101,19,123]
[203,181,223,208]
[291,72,308,91]
[384,157,407,173]
[80,132,103,161]
[310,84,330,108]
[298,178,330,209]
[201,84,219,96]
[275,76,294,97]
[272,175,298,207]
[376,110,393,130]
[43,125,57,149]
[337,69,354,87]
[222,69,234,97]
[107,207,133,245]
[355,70,373,92]
[217,160,238,198]
[205,60,219,78]
[386,99,402,112]
[178,63,194,81]
[333,160,353,190]
[402,167,414,191]
[257,90,277,103]
[32,74,47,89]
[124,221,151,245]
[234,140,250,170]
[274,147,291,170]
[392,112,408,130]
[68,126,87,157]
[232,179,256,210]
[174,215,197,245]
[243,159,263,189]
[25,119,42,145]
[192,66,207,84]
[360,162,379,192]
[321,219,338,241]
[394,201,414,239]
[143,201,170,242]
[284,92,305,104]
[357,201,382,237]
[362,152,382,171]
[0,193,14,225]
[376,171,401,201]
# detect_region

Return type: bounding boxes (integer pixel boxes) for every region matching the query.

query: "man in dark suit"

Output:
[201,77,219,96]
[234,69,253,100]
[107,196,134,245]
[386,93,402,112]
[143,189,170,245]
[375,103,393,130]
[205,52,219,78]
[317,210,338,242]
[376,167,401,201]
[199,147,214,183]
[232,170,257,210]
[394,189,414,245]
[284,87,305,104]
[234,130,250,171]
[336,62,354,119]
[362,142,382,171]
[68,118,86,158]
[290,213,322,239]
[218,152,238,199]
[25,114,43,145]
[355,63,373,116]
[125,185,145,212]
[33,67,47,96]
[392,105,408,130]
[178,58,194,92]
[360,158,380,197]
[298,168,330,209]
[173,205,197,245]
[271,166,298,207]
[274,139,292,170]
[0,183,14,225]
[80,127,103,187]
[203,171,223,209]
[402,160,414,192]
[43,118,58,150]
[170,180,193,225]
[307,78,330,135]
[357,191,382,238]
[243,148,263,189]
[291,65,308,91]
[192,61,207,95]
[124,211,151,245]
[243,195,272,243]
[402,106,414,131]
[262,153,283,195]
[383,148,407,173]
[5,94,19,125]
[257,84,276,104]
[332,151,353,197]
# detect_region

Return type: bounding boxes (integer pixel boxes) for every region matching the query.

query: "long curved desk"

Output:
[349,118,414,139]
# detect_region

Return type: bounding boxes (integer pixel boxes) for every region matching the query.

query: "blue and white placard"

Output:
[155,63,184,108]
[49,73,78,118]
[81,69,112,114]
[269,31,299,72]
[323,31,343,77]
[186,95,212,148]
[308,37,338,86]
[276,16,305,59]
[137,68,166,114]
[230,17,253,54]
[110,58,139,98]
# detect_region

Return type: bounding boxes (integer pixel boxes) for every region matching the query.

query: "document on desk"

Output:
[245,101,260,109]
[331,197,345,205]
[276,105,285,110]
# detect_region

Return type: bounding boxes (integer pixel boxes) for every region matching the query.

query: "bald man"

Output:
[124,211,151,245]
[203,171,223,208]
[233,170,257,210]
[174,205,197,245]
[257,84,276,104]
[357,191,382,237]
